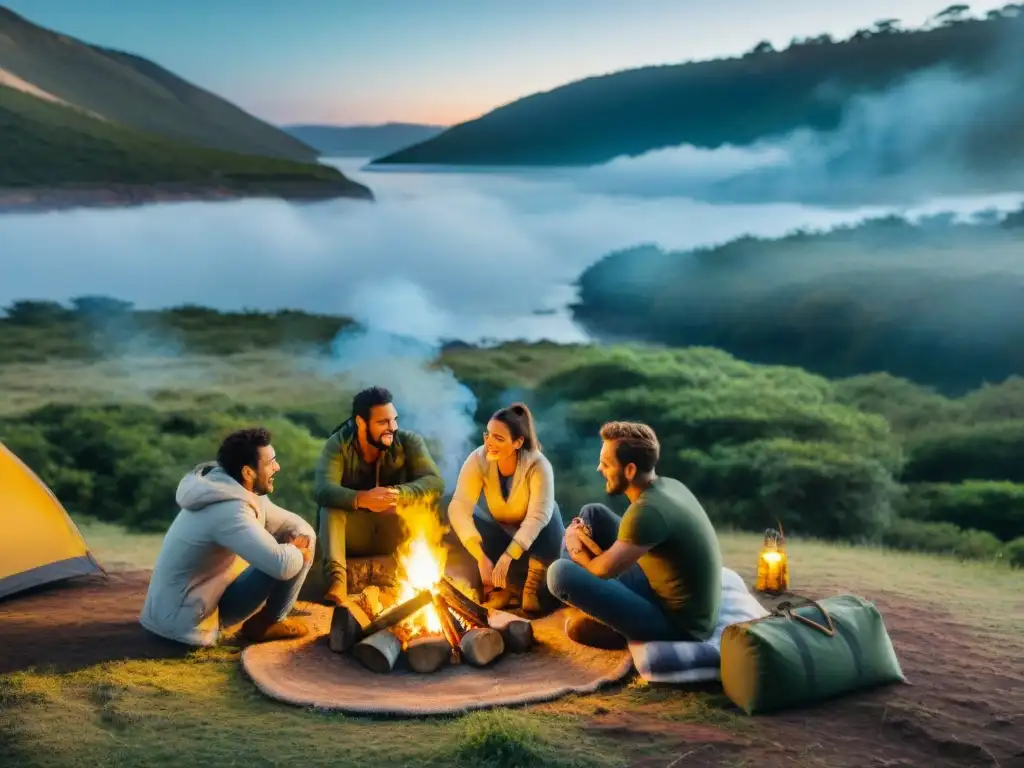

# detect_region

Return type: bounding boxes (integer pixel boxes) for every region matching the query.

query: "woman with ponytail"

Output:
[447,402,564,614]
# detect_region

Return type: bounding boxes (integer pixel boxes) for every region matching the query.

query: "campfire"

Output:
[328,503,535,674]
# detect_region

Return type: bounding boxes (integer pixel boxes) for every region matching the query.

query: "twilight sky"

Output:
[5,0,1008,126]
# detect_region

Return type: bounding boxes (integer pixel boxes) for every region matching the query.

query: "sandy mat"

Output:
[242,604,635,715]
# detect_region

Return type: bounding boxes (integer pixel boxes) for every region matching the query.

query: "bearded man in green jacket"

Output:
[315,386,445,605]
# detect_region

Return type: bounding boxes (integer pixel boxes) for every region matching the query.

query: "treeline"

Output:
[0,297,355,363]
[573,212,1024,395]
[374,7,1024,166]
[1,310,1022,567]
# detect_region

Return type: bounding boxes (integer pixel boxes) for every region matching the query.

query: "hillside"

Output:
[283,122,446,158]
[0,6,317,162]
[0,85,373,207]
[373,8,1024,168]
[572,210,1024,395]
[1,299,1022,569]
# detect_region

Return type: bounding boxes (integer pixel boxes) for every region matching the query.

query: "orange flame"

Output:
[394,501,449,636]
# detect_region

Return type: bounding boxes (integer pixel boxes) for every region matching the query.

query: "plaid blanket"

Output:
[629,567,769,683]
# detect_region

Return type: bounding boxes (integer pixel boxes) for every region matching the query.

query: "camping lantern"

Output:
[755,522,789,595]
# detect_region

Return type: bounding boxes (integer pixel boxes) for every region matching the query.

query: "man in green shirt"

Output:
[314,386,445,605]
[546,421,722,649]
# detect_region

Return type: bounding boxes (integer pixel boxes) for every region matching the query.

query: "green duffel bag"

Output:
[720,594,906,715]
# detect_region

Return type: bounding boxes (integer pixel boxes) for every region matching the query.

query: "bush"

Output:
[881,519,1005,560]
[903,421,1024,484]
[0,404,323,531]
[532,346,902,540]
[679,439,897,540]
[898,481,1024,541]
[1003,537,1024,568]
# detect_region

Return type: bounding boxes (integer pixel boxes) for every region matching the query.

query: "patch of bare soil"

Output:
[611,590,1024,768]
[0,571,190,674]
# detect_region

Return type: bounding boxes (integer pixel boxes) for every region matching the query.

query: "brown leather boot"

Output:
[323,571,347,607]
[241,613,309,644]
[521,558,550,615]
[565,615,626,650]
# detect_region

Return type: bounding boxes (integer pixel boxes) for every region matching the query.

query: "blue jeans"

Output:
[218,556,313,630]
[546,503,682,642]
[473,503,565,565]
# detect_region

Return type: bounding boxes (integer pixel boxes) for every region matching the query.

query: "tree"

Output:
[750,40,774,54]
[933,4,971,23]
[873,18,901,33]
[3,300,70,326]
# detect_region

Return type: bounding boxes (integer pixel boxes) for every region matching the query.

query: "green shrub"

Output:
[903,421,1024,484]
[898,481,1024,541]
[881,519,1004,560]
[679,439,897,540]
[1002,537,1024,568]
[0,404,322,531]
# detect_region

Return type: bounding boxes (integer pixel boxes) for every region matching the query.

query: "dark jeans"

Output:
[318,507,403,580]
[546,503,682,642]
[218,555,313,630]
[473,503,565,566]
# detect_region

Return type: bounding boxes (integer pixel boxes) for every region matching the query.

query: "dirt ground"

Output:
[1,572,1021,768]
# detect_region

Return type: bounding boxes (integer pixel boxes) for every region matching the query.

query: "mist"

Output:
[575,24,1024,206]
[3,159,1020,347]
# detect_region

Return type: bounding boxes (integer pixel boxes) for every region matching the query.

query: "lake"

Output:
[2,156,1021,345]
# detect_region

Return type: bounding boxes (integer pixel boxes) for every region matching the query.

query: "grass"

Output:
[4,526,1020,767]
[0,352,353,417]
[0,85,371,197]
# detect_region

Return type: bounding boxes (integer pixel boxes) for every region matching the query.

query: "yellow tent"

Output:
[0,441,103,600]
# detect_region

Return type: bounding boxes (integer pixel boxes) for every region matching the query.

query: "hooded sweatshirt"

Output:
[139,462,315,646]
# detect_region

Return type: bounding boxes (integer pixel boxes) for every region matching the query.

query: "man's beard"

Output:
[253,476,273,496]
[605,471,628,496]
[369,431,394,450]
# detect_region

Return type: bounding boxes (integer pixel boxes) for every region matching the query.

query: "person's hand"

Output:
[491,553,514,589]
[477,555,494,593]
[578,529,602,556]
[289,534,314,564]
[564,526,584,556]
[358,487,400,513]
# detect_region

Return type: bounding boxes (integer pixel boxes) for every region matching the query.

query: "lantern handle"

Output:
[775,595,835,638]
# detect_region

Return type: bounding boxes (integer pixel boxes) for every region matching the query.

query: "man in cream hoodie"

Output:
[140,427,316,646]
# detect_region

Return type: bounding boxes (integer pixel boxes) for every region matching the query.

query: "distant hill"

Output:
[283,123,446,157]
[571,210,1024,395]
[0,84,373,208]
[373,8,1024,167]
[0,7,318,162]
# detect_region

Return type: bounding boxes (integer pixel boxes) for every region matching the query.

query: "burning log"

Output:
[356,589,432,642]
[329,599,371,653]
[406,635,451,673]
[352,629,403,673]
[488,609,534,653]
[432,592,464,664]
[459,627,505,667]
[439,577,489,626]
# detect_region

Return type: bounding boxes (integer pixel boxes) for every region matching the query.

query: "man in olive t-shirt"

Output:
[546,421,722,648]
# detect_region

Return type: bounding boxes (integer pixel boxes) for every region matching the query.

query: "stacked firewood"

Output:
[328,577,535,674]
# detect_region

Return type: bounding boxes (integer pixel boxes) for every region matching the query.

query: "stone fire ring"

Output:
[241,603,635,716]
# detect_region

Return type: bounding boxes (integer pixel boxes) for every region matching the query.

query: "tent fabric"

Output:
[0,441,103,600]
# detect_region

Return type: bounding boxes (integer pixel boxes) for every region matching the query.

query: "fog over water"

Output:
[1,152,1021,345]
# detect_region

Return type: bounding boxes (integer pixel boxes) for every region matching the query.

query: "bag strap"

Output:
[774,594,836,638]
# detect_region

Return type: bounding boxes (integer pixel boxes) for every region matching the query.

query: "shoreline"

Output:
[0,179,375,214]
